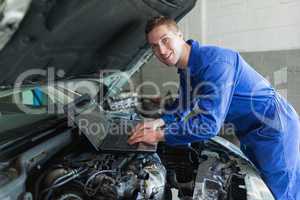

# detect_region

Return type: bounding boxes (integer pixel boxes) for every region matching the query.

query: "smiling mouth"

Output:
[163,53,172,60]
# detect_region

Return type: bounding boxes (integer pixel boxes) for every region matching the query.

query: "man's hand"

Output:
[127,128,164,145]
[131,119,165,133]
[128,119,165,145]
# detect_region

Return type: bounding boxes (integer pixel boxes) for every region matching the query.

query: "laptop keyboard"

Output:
[100,119,139,150]
[102,132,138,149]
[74,110,155,152]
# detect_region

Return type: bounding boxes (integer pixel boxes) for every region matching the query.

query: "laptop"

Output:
[64,96,157,152]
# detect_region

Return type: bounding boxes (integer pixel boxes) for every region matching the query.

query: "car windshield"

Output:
[0,85,76,136]
[0,77,112,145]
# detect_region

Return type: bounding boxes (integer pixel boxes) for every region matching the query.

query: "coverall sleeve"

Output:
[164,61,237,145]
[161,97,181,123]
[161,77,186,124]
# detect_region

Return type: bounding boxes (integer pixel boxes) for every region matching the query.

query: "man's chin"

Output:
[164,61,174,66]
[165,59,178,66]
[157,56,177,66]
[159,59,174,66]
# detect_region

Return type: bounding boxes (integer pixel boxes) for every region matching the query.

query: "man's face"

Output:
[147,25,185,66]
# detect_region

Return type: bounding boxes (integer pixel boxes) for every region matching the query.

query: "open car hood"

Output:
[0,0,196,86]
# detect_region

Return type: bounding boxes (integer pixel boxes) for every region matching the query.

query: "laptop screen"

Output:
[64,95,156,152]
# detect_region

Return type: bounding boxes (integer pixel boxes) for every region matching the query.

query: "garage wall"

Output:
[241,50,300,113]
[196,0,300,51]
[137,0,300,114]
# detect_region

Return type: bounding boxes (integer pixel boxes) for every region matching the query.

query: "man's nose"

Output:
[158,43,168,55]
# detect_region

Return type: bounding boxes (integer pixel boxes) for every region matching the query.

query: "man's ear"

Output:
[177,31,183,39]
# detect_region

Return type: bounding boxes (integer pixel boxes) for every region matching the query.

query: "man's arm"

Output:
[163,61,237,145]
[128,61,238,145]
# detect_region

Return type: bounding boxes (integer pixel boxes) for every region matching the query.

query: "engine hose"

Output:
[84,170,115,196]
[41,168,87,200]
[117,153,136,171]
[35,170,49,200]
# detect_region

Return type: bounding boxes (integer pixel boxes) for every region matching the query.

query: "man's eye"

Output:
[151,44,158,50]
[162,37,170,45]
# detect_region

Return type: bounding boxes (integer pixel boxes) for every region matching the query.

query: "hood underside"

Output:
[0,0,196,86]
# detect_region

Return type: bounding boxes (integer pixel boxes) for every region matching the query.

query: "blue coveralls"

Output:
[161,40,300,200]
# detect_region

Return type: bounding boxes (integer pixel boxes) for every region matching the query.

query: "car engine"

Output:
[33,152,166,200]
[26,141,250,200]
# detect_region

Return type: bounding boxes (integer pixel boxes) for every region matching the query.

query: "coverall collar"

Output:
[177,39,201,76]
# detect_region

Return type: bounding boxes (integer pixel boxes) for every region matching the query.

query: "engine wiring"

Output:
[83,169,116,196]
[40,167,88,200]
[34,153,167,200]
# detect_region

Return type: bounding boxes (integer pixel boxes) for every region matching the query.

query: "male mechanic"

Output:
[128,16,300,199]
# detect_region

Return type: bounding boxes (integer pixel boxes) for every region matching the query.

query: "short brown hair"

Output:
[145,16,179,35]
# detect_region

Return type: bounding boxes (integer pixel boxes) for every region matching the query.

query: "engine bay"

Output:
[25,139,248,200]
[30,152,166,200]
[24,94,248,200]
